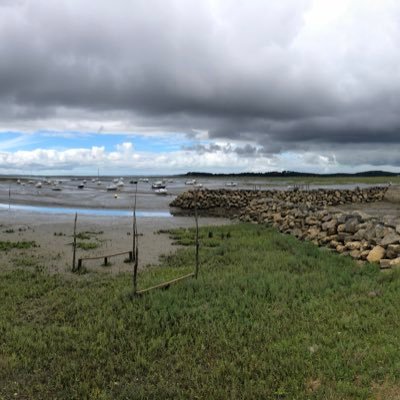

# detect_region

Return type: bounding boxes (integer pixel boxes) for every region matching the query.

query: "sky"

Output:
[0,0,400,175]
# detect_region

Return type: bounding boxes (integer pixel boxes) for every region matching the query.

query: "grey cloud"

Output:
[1,0,400,170]
[183,142,262,158]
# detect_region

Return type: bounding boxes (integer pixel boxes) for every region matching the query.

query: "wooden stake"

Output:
[194,189,200,279]
[132,184,139,295]
[72,212,78,272]
[132,183,138,261]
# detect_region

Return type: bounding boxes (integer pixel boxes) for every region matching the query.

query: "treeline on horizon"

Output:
[184,170,400,178]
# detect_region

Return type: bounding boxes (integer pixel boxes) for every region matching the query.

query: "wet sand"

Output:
[0,209,232,275]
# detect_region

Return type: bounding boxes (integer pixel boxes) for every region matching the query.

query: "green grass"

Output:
[77,241,100,250]
[0,240,37,251]
[1,224,400,399]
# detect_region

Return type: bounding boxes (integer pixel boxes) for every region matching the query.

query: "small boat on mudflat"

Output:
[154,188,168,195]
[152,181,166,189]
[226,181,237,187]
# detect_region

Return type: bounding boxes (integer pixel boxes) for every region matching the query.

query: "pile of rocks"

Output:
[170,186,400,269]
[240,196,399,269]
[170,187,386,213]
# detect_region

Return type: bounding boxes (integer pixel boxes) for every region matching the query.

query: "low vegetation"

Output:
[1,224,400,399]
[0,240,37,251]
[76,241,100,250]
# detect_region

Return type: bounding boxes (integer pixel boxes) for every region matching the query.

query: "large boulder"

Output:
[367,245,386,263]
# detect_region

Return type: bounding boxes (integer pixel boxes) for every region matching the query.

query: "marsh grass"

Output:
[1,224,400,399]
[77,241,100,250]
[0,240,37,251]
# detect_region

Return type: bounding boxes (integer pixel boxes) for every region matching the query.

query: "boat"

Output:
[152,181,166,189]
[185,179,197,185]
[130,179,138,184]
[194,183,203,188]
[154,188,168,195]
[77,183,85,189]
[139,178,149,183]
[52,187,62,191]
[106,184,118,191]
[35,182,42,189]
[226,181,237,187]
[96,169,101,185]
[116,180,124,188]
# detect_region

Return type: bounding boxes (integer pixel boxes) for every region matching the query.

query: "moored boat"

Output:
[152,181,166,189]
[154,188,168,195]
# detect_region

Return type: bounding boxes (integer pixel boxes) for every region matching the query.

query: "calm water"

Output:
[0,203,171,217]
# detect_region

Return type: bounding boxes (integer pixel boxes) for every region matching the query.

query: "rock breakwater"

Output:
[170,187,400,269]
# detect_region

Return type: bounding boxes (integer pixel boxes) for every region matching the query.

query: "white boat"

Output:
[116,180,124,188]
[17,179,21,185]
[154,188,168,195]
[194,183,203,188]
[139,178,149,183]
[152,181,166,189]
[226,181,237,187]
[35,182,42,188]
[185,179,197,185]
[107,184,118,191]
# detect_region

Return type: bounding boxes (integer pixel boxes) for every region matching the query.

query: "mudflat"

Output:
[0,179,232,275]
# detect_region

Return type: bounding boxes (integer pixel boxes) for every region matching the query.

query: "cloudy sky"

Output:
[0,0,399,175]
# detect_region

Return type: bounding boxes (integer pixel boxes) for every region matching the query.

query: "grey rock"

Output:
[380,233,400,247]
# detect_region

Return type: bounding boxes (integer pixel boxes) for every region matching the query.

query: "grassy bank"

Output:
[1,224,400,399]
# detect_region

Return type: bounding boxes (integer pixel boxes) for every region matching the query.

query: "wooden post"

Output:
[132,183,138,262]
[8,184,11,211]
[194,189,199,279]
[132,183,139,295]
[72,212,78,272]
[133,224,139,295]
[104,257,108,266]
